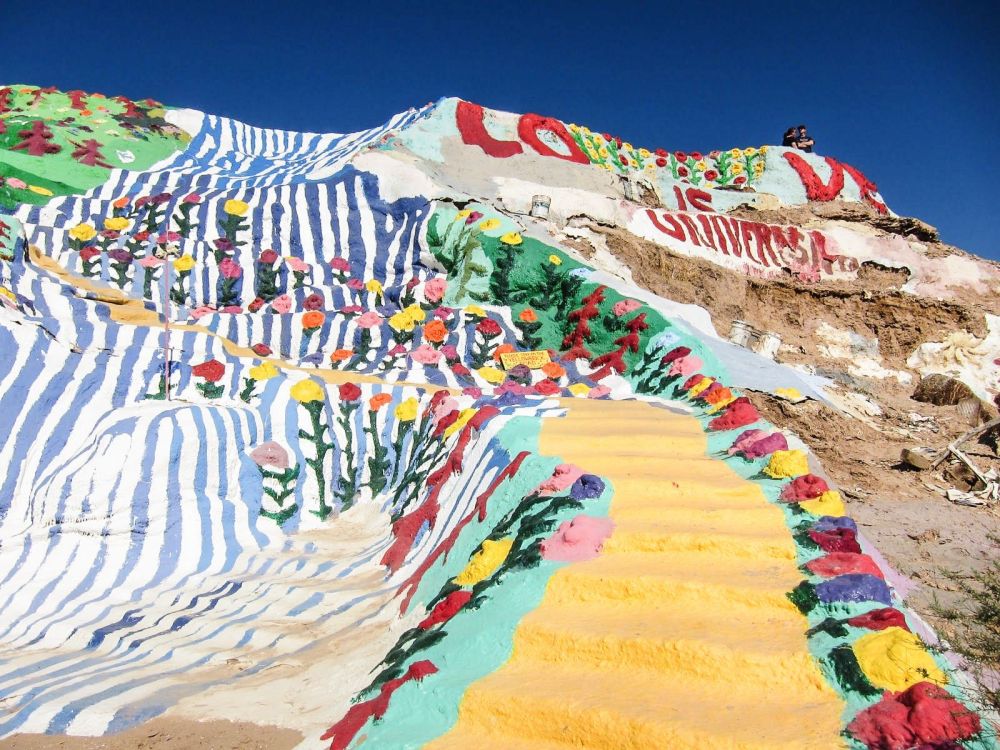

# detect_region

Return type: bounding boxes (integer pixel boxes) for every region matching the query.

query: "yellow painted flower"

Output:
[464,304,486,318]
[68,223,97,242]
[598,147,609,158]
[639,148,650,158]
[695,160,707,172]
[478,218,501,232]
[799,490,846,517]
[688,377,714,397]
[568,123,579,132]
[365,279,384,297]
[853,627,947,692]
[622,142,633,152]
[103,216,130,232]
[394,397,419,422]
[729,148,742,158]
[388,310,415,332]
[454,209,471,222]
[444,408,477,438]
[645,162,656,171]
[477,366,505,385]
[290,379,325,404]
[403,303,426,323]
[28,185,53,196]
[743,147,758,157]
[453,537,514,586]
[248,362,279,381]
[707,395,736,414]
[548,255,562,266]
[581,126,591,135]
[731,162,744,175]
[173,255,195,272]
[592,133,603,144]
[568,383,591,397]
[760,145,769,154]
[763,450,809,479]
[223,199,249,216]
[500,232,522,246]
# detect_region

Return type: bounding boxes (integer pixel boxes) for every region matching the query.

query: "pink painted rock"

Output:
[780,474,830,501]
[534,464,584,496]
[728,429,767,456]
[742,432,788,459]
[540,515,615,562]
[806,552,884,579]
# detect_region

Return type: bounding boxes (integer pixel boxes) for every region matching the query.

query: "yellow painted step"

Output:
[428,660,843,750]
[513,602,827,695]
[543,551,800,610]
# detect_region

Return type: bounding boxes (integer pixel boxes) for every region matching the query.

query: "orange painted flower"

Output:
[302,311,324,330]
[329,348,353,362]
[112,196,130,210]
[492,343,516,362]
[518,308,538,324]
[542,361,566,379]
[423,319,448,343]
[369,393,392,411]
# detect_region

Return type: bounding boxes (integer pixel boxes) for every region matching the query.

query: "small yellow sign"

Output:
[500,350,552,370]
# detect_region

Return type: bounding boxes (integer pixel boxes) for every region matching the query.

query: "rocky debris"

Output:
[912,373,979,407]
[726,199,939,241]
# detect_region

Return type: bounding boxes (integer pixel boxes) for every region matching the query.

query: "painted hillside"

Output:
[0,84,998,750]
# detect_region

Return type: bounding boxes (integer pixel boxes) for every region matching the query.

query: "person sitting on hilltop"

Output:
[782,127,798,147]
[796,125,815,153]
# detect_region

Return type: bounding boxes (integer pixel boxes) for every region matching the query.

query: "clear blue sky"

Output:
[4,1,997,260]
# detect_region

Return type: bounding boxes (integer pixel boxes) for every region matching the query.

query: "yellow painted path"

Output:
[426,398,845,749]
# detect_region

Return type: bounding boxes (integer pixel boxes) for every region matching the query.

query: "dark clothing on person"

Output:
[796,127,815,153]
[782,132,797,147]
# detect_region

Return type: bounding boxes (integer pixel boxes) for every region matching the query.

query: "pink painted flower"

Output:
[219,258,243,279]
[465,211,483,225]
[259,249,279,265]
[347,278,364,291]
[6,177,27,190]
[424,277,447,303]
[340,305,363,314]
[271,294,292,314]
[285,256,310,273]
[183,193,201,204]
[534,464,584,496]
[667,354,702,378]
[250,441,289,469]
[433,306,454,320]
[540,515,615,562]
[138,256,164,268]
[357,311,382,328]
[612,299,642,317]
[409,344,443,365]
[387,344,406,357]
[157,231,181,244]
[189,305,217,319]
[440,344,459,361]
[461,386,482,398]
[588,385,611,399]
[222,305,243,314]
[329,257,351,272]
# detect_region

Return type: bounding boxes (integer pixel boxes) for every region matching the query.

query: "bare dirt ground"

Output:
[0,719,301,749]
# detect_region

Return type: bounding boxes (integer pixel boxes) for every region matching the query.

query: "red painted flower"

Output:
[451,363,471,377]
[690,151,703,161]
[465,211,483,225]
[476,319,502,338]
[620,157,629,167]
[339,382,361,401]
[192,359,225,382]
[677,166,689,177]
[259,249,279,264]
[251,342,272,357]
[654,148,667,157]
[79,246,101,261]
[248,298,265,313]
[655,157,667,168]
[704,169,719,181]
[132,231,150,243]
[302,293,324,311]
[329,257,351,272]
[674,151,687,162]
[734,175,747,185]
[534,379,561,396]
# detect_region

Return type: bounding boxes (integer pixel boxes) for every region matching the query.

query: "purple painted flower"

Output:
[250,441,289,469]
[570,474,605,500]
[109,249,133,263]
[214,237,235,253]
[151,192,172,205]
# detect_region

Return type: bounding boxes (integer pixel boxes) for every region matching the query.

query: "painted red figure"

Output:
[11,121,61,156]
[70,139,113,168]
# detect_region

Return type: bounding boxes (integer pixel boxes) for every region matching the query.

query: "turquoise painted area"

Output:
[350,414,613,749]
